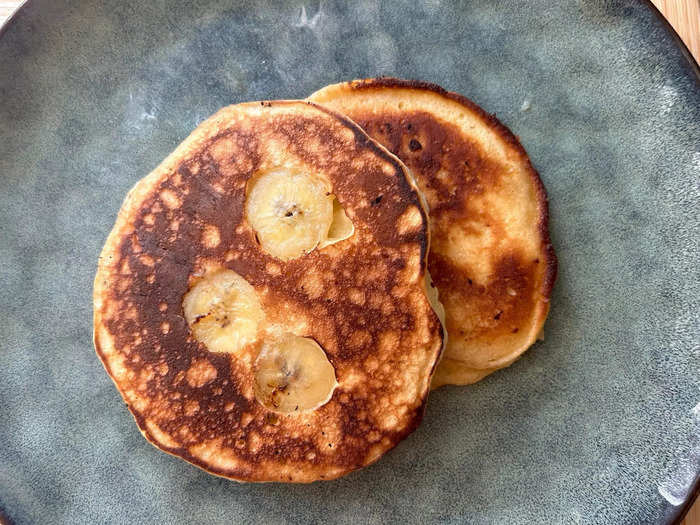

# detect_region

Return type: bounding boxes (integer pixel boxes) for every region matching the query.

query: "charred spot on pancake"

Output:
[428,249,536,342]
[346,109,505,220]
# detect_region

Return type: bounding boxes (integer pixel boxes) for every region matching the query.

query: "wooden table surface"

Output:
[0,0,698,523]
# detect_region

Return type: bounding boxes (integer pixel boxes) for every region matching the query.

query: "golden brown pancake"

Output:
[310,79,557,387]
[93,100,444,482]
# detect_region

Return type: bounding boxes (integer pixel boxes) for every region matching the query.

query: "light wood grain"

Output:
[0,0,697,523]
[686,499,700,525]
[0,2,21,22]
[651,0,700,63]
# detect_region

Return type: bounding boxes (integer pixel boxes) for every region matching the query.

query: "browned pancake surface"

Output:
[93,101,443,482]
[310,79,557,387]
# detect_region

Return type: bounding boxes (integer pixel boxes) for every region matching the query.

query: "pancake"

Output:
[93,100,444,482]
[310,79,557,388]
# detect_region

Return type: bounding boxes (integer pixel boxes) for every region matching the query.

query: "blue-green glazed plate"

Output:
[0,1,698,523]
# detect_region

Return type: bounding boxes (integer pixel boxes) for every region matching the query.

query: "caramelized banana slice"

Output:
[254,332,337,414]
[246,171,334,260]
[318,197,355,248]
[182,269,264,355]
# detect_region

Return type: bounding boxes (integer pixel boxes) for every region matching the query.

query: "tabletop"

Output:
[0,0,698,523]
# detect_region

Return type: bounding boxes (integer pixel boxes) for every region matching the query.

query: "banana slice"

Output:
[246,170,334,261]
[254,332,337,414]
[318,197,355,248]
[182,269,264,355]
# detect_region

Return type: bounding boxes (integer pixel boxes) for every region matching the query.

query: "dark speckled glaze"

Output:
[0,1,698,523]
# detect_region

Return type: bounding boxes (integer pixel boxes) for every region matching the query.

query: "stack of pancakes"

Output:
[94,78,556,482]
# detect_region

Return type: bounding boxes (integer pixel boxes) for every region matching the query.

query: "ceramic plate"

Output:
[0,1,698,523]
